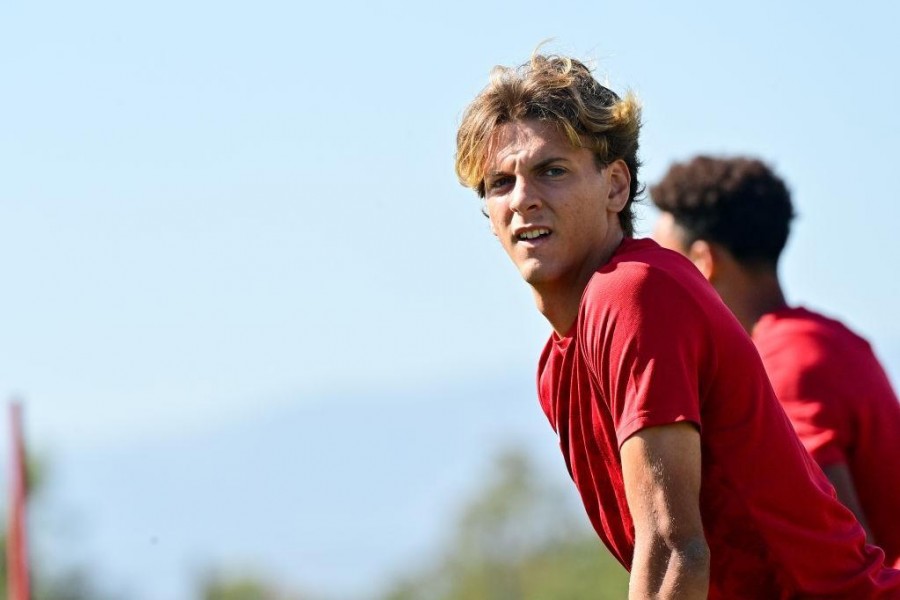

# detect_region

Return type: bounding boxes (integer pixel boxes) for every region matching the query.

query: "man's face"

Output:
[482,120,627,290]
[654,212,720,284]
[652,212,690,257]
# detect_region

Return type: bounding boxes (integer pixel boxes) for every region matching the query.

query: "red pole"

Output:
[8,401,31,600]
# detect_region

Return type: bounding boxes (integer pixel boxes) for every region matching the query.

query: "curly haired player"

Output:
[652,155,900,569]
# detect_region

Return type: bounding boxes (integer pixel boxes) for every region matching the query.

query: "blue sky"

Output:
[2,0,899,597]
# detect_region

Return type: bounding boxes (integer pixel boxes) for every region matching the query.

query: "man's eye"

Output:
[489,176,513,190]
[544,167,565,177]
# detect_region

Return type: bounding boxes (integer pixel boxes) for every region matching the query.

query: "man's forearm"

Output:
[621,424,708,598]
[629,537,710,599]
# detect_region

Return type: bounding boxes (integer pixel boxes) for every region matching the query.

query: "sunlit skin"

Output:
[483,120,631,334]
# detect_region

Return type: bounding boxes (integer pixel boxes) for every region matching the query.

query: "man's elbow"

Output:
[672,535,711,576]
[633,533,710,598]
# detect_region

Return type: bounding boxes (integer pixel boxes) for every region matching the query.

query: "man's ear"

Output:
[687,239,716,281]
[605,160,631,212]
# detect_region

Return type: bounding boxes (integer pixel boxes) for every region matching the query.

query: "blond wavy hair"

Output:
[455,53,642,236]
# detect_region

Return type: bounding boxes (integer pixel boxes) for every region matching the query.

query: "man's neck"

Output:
[533,284,586,337]
[533,234,625,336]
[717,269,787,335]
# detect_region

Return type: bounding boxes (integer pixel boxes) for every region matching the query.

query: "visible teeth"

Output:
[519,229,550,240]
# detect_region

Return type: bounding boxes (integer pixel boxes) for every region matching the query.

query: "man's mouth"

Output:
[517,228,551,241]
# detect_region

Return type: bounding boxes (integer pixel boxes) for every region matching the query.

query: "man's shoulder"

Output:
[582,237,712,311]
[576,238,729,351]
[755,306,868,352]
[754,307,882,396]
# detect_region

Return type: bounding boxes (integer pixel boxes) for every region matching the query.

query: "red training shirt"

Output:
[538,238,900,598]
[753,306,900,568]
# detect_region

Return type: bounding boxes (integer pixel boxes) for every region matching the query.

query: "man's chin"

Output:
[518,264,556,287]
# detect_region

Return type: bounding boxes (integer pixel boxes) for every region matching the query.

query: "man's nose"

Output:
[508,178,542,214]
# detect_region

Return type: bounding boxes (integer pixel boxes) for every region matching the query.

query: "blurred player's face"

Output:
[654,213,718,283]
[483,120,629,292]
[653,212,690,257]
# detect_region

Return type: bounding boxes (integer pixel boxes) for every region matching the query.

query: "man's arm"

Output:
[821,462,875,544]
[621,422,709,599]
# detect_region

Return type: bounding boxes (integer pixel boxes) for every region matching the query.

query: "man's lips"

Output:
[514,226,552,242]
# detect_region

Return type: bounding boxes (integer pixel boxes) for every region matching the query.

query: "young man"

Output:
[455,53,900,598]
[651,155,900,568]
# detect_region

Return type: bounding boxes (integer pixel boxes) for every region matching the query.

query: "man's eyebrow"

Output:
[532,157,569,172]
[486,156,570,179]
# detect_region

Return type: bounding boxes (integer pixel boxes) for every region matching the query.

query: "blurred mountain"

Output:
[48,368,581,600]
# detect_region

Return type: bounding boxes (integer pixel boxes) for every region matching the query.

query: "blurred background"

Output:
[1,0,899,598]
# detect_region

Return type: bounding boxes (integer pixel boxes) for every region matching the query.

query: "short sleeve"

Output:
[580,265,708,448]
[764,352,848,467]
